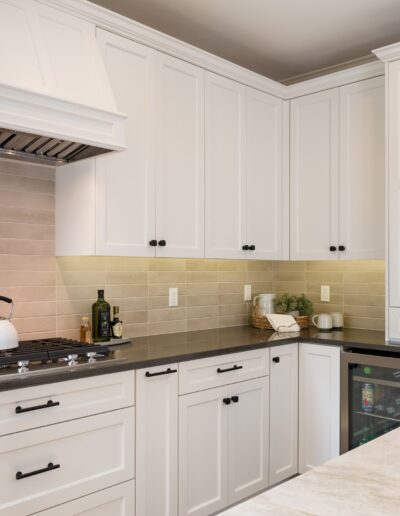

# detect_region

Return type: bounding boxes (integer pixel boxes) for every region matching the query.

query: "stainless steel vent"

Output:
[0,128,111,167]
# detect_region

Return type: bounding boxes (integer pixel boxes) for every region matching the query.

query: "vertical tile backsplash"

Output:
[0,161,385,340]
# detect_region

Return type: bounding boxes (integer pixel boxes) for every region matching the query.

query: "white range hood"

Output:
[0,0,126,166]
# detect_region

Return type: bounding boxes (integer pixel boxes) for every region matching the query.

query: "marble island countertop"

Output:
[223,427,400,516]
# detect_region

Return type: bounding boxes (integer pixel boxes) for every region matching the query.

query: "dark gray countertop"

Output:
[0,325,394,392]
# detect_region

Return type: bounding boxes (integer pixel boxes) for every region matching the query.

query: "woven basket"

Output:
[252,313,309,330]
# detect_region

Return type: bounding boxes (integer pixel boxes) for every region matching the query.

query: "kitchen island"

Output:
[223,427,400,515]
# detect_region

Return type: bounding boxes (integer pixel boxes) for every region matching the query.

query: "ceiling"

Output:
[90,0,400,82]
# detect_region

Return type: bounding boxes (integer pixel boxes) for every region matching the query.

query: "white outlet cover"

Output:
[320,285,330,302]
[244,284,252,301]
[169,287,178,307]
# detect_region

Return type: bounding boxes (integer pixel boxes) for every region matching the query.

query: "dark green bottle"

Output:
[92,289,111,342]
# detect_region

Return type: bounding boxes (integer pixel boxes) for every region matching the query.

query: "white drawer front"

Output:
[35,480,135,516]
[179,348,269,395]
[0,371,135,436]
[0,408,135,516]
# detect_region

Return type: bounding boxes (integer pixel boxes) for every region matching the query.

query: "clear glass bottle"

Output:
[111,306,123,339]
[80,316,92,344]
[92,289,111,342]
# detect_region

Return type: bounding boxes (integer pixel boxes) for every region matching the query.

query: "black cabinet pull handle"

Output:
[329,246,337,252]
[145,367,177,378]
[15,400,60,414]
[149,240,158,247]
[339,245,346,251]
[158,240,166,247]
[272,357,280,363]
[16,462,60,480]
[242,245,249,251]
[217,365,243,374]
[223,397,231,405]
[231,395,239,403]
[248,245,256,251]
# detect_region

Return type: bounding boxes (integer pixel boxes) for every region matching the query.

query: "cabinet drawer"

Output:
[179,348,269,395]
[0,407,135,516]
[0,371,135,436]
[35,480,135,516]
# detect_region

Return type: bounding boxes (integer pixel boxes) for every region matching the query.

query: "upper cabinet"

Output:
[290,76,385,260]
[205,72,287,260]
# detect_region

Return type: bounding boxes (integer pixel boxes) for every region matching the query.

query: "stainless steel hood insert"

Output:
[0,128,110,166]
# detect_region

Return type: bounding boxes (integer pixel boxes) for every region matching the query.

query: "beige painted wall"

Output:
[0,161,385,340]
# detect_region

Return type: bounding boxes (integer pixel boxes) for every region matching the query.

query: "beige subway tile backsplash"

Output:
[0,162,386,340]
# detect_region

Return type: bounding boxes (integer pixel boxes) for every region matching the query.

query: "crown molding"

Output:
[286,60,384,98]
[373,42,400,63]
[37,0,287,99]
[36,0,387,101]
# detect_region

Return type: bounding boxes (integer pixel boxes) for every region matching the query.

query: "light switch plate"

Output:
[169,287,178,307]
[320,285,330,302]
[244,284,252,301]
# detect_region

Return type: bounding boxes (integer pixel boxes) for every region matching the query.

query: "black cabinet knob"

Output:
[231,395,239,403]
[158,240,166,247]
[329,246,337,252]
[339,245,346,251]
[272,357,280,363]
[248,245,256,251]
[242,245,249,251]
[223,398,231,405]
[149,240,157,247]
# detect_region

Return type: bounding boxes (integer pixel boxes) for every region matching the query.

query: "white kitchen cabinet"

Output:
[205,72,246,259]
[290,77,384,261]
[0,408,135,516]
[246,88,287,259]
[299,343,340,473]
[57,31,204,258]
[339,76,385,260]
[205,72,286,260]
[96,29,156,257]
[179,377,269,516]
[154,53,205,258]
[227,377,269,504]
[36,480,135,516]
[136,365,178,516]
[269,343,298,485]
[179,384,228,516]
[290,89,340,260]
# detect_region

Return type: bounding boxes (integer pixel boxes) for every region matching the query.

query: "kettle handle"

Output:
[0,296,14,320]
[252,295,260,306]
[312,314,319,328]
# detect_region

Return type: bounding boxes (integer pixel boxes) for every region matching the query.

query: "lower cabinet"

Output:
[269,343,298,485]
[35,480,135,515]
[179,377,269,516]
[136,364,178,516]
[299,343,341,473]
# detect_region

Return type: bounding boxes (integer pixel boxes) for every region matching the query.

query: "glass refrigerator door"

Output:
[349,361,400,449]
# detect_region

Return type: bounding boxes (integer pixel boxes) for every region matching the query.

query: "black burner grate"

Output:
[0,338,110,365]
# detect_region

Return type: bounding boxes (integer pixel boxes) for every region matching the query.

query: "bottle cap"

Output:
[98,289,104,297]
[82,316,89,322]
[113,306,119,314]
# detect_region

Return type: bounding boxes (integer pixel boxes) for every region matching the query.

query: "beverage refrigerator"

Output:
[341,349,400,453]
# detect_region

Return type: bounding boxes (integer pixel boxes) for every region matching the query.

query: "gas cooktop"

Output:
[0,337,124,379]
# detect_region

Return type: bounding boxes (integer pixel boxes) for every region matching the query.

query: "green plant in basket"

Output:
[274,293,314,316]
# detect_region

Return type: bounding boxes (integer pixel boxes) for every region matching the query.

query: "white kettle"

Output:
[0,296,19,350]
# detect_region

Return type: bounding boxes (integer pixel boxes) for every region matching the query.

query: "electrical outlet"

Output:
[169,287,178,307]
[320,285,330,302]
[244,284,252,301]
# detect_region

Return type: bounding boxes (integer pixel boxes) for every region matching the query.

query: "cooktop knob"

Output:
[17,360,29,373]
[86,352,97,364]
[66,354,78,366]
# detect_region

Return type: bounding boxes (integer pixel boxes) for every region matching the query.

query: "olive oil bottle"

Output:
[92,289,111,342]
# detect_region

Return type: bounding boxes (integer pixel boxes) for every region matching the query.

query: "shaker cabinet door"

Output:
[154,54,205,258]
[339,76,385,260]
[205,72,247,259]
[96,29,156,256]
[246,88,286,260]
[290,89,340,260]
[136,365,178,516]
